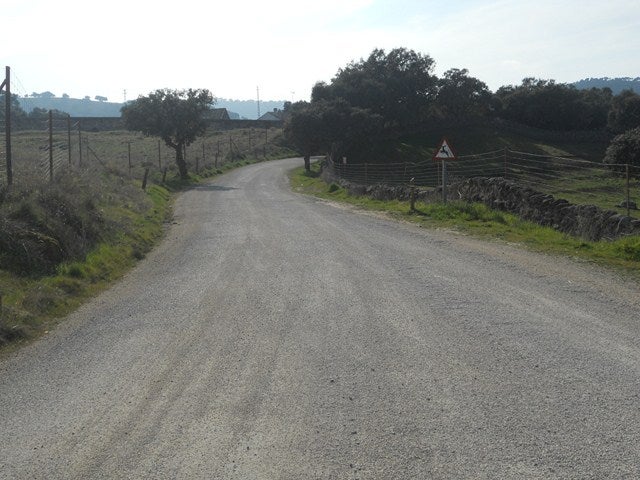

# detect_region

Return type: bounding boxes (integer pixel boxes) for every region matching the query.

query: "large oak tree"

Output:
[121,88,215,179]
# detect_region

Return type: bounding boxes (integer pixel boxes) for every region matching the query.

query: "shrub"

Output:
[603,127,640,170]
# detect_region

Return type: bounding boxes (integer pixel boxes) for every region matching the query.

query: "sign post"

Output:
[433,138,457,203]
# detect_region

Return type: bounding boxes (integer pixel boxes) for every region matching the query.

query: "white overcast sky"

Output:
[4,0,639,102]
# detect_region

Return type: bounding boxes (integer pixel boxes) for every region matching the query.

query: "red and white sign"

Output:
[433,138,457,161]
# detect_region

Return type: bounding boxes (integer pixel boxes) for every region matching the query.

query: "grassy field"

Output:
[3,126,293,187]
[290,164,640,277]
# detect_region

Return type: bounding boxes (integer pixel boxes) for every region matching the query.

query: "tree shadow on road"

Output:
[190,184,239,192]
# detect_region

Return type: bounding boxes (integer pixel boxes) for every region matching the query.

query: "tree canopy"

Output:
[603,127,640,168]
[284,99,384,168]
[435,68,491,121]
[121,88,215,178]
[494,78,612,131]
[283,47,637,168]
[607,90,640,133]
[312,48,437,131]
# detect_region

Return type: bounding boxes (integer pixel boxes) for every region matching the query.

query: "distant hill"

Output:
[16,96,286,120]
[17,96,124,117]
[573,77,640,94]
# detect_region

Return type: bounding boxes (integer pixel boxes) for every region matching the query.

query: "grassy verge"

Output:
[290,165,640,276]
[0,152,292,352]
[0,182,172,352]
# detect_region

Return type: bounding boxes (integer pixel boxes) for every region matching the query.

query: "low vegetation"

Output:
[290,164,640,276]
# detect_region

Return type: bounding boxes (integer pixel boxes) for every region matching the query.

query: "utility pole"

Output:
[78,120,82,167]
[48,110,54,182]
[2,66,13,185]
[67,115,72,166]
[256,86,261,119]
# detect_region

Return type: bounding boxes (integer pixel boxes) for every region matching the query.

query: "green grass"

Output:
[0,182,172,351]
[290,165,640,276]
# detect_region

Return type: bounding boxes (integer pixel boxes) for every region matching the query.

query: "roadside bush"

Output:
[0,168,150,276]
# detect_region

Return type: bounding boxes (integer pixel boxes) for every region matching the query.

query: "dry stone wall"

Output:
[456,177,640,241]
[323,168,640,241]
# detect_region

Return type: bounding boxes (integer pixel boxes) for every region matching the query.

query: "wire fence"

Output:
[327,148,640,217]
[0,117,285,191]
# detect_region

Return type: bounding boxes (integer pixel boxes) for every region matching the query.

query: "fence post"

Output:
[410,177,416,212]
[78,120,82,167]
[142,167,150,190]
[158,140,161,169]
[626,163,631,217]
[67,115,72,166]
[365,163,368,184]
[48,110,54,182]
[202,143,205,167]
[216,140,220,168]
[128,142,132,176]
[3,66,13,185]
[504,147,508,179]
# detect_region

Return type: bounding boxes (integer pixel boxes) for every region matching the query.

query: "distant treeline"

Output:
[15,96,285,120]
[572,77,640,95]
[284,48,640,166]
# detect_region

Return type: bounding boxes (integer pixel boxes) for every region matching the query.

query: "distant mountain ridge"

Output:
[16,96,286,120]
[572,77,640,94]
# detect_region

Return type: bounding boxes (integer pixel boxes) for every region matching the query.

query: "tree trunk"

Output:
[304,154,311,172]
[175,142,188,179]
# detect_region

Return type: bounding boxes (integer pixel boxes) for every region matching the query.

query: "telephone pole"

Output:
[1,66,13,185]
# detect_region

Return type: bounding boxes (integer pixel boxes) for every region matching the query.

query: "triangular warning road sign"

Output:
[433,138,456,160]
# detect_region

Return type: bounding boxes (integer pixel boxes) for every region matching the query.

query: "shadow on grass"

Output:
[303,169,321,179]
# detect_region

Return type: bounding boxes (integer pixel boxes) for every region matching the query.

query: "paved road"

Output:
[2,158,640,479]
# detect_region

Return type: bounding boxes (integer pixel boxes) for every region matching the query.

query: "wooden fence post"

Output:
[48,110,54,182]
[142,167,150,190]
[67,115,72,166]
[78,120,82,167]
[504,147,508,179]
[626,163,631,217]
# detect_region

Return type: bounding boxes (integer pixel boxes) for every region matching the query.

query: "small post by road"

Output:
[626,163,631,217]
[409,177,416,212]
[441,160,447,203]
[142,167,150,190]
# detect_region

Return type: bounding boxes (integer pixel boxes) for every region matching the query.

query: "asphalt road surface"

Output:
[2,158,640,479]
